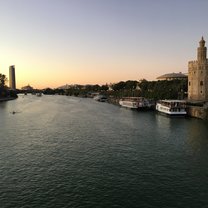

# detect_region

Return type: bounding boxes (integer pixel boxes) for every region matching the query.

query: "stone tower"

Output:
[188,37,208,101]
[9,65,16,90]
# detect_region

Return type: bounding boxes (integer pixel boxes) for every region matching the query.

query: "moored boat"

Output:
[94,95,107,102]
[156,100,187,116]
[119,97,151,109]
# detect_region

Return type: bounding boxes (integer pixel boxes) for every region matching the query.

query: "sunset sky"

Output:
[0,0,208,89]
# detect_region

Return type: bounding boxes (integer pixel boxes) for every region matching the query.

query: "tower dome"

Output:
[197,36,207,61]
[199,36,205,47]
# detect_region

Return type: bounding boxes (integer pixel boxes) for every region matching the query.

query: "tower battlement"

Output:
[188,59,208,67]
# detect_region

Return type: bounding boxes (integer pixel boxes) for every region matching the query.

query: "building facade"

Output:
[9,65,16,90]
[188,37,208,101]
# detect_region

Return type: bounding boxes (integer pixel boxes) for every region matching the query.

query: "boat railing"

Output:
[159,101,186,108]
[120,97,146,102]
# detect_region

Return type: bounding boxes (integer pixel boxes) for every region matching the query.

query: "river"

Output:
[0,95,208,208]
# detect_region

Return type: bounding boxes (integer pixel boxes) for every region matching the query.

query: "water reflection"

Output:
[0,96,208,208]
[0,102,7,109]
[186,119,208,154]
[155,113,171,130]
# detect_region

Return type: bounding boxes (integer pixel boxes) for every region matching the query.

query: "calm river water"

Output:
[0,95,208,208]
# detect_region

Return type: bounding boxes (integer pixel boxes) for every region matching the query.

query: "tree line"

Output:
[1,72,188,100]
[43,79,187,100]
[111,79,187,100]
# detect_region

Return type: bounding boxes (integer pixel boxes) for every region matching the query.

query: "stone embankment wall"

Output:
[187,106,208,120]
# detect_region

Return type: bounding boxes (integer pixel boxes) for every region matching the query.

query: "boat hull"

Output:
[156,103,187,116]
[119,100,139,109]
[119,97,153,110]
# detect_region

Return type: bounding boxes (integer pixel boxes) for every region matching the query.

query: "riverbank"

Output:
[0,97,17,102]
[107,96,208,120]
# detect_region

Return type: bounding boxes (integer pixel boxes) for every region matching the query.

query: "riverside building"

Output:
[188,37,208,101]
[9,65,16,90]
[157,72,187,81]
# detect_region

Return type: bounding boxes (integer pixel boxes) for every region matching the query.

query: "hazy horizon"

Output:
[0,0,208,88]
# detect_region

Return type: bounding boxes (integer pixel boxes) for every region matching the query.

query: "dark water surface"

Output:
[0,95,208,208]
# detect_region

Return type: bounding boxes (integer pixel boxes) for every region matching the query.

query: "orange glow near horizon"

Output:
[0,54,187,89]
[1,46,166,89]
[0,26,191,90]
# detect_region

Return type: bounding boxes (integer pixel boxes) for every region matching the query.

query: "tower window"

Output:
[189,81,191,86]
[200,81,203,86]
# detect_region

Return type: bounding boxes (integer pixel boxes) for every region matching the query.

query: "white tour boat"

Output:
[156,100,187,116]
[119,97,151,109]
